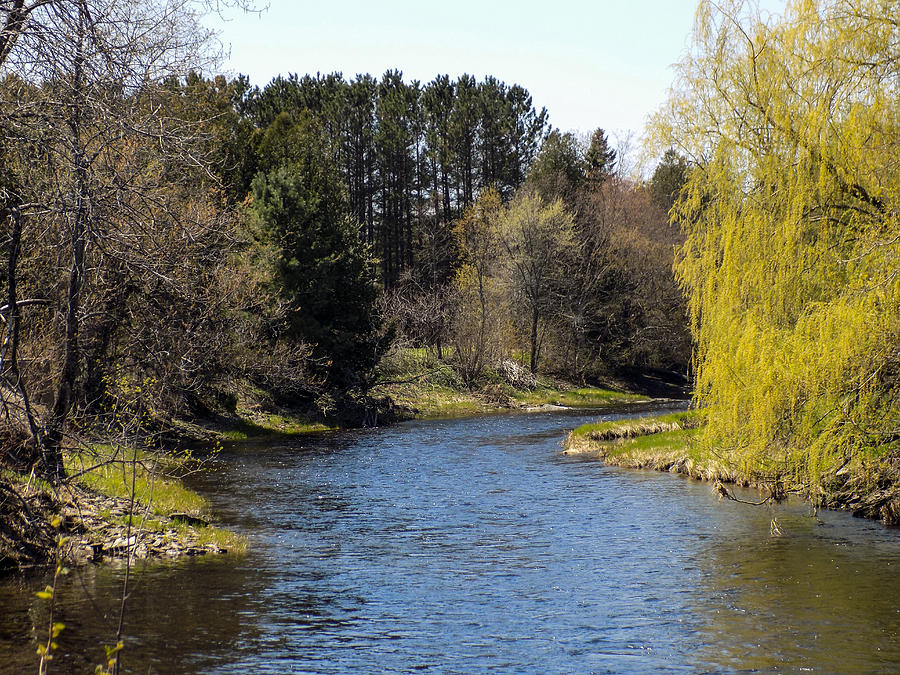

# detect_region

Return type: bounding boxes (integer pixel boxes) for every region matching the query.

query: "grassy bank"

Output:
[376,379,648,419]
[0,442,246,572]
[165,385,341,443]
[371,347,651,419]
[173,348,661,443]
[212,414,336,441]
[563,410,720,478]
[564,410,900,524]
[64,444,246,555]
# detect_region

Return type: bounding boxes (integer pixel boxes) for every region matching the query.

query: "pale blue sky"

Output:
[206,1,785,142]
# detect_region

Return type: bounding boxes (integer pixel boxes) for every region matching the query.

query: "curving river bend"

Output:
[1,404,898,673]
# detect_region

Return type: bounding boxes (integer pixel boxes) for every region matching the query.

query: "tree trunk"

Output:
[42,14,89,480]
[2,204,42,444]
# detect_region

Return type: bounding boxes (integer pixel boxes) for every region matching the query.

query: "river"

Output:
[1,404,898,673]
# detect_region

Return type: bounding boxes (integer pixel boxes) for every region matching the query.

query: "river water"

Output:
[1,404,898,673]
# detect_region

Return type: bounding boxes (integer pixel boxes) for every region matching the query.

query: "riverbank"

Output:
[174,351,667,443]
[0,444,245,574]
[1,353,677,574]
[368,348,663,420]
[376,378,651,419]
[564,412,900,525]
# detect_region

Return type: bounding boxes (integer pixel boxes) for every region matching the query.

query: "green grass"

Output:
[376,382,649,420]
[375,382,492,418]
[108,513,247,554]
[602,427,700,458]
[220,413,336,440]
[62,444,248,553]
[66,446,206,517]
[565,408,900,523]
[190,522,247,553]
[513,386,649,407]
[565,410,709,477]
[372,347,653,419]
[2,445,247,557]
[572,410,700,438]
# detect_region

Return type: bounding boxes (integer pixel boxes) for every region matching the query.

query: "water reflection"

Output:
[690,503,900,672]
[0,553,271,674]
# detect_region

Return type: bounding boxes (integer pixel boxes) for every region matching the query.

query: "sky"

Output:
[204,1,786,147]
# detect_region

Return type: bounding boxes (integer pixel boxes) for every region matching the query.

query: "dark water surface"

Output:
[2,404,898,673]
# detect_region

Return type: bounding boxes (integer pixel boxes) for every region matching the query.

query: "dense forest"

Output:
[0,0,689,484]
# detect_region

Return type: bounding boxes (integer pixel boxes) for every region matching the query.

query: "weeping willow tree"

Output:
[653,0,899,505]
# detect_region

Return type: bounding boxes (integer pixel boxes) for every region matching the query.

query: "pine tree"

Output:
[585,128,616,183]
[250,113,379,386]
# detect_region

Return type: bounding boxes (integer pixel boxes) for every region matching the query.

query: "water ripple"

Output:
[1,405,898,673]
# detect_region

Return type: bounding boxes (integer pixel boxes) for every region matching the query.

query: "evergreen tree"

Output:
[237,71,549,291]
[505,85,549,193]
[250,113,380,386]
[375,70,418,287]
[423,75,456,224]
[585,128,616,183]
[649,148,689,211]
[526,129,587,205]
[451,74,479,209]
[477,76,509,193]
[343,75,378,244]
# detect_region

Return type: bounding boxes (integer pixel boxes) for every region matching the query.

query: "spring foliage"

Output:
[654,0,899,492]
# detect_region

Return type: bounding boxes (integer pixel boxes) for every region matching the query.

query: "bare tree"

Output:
[0,0,249,479]
[450,188,506,386]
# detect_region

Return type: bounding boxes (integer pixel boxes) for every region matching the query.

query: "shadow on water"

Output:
[1,402,898,673]
[0,554,271,674]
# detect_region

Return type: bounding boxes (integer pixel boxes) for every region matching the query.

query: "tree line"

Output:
[225,71,549,289]
[392,132,691,386]
[0,0,691,483]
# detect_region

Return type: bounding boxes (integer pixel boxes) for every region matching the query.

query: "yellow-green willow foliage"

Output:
[653,0,899,494]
